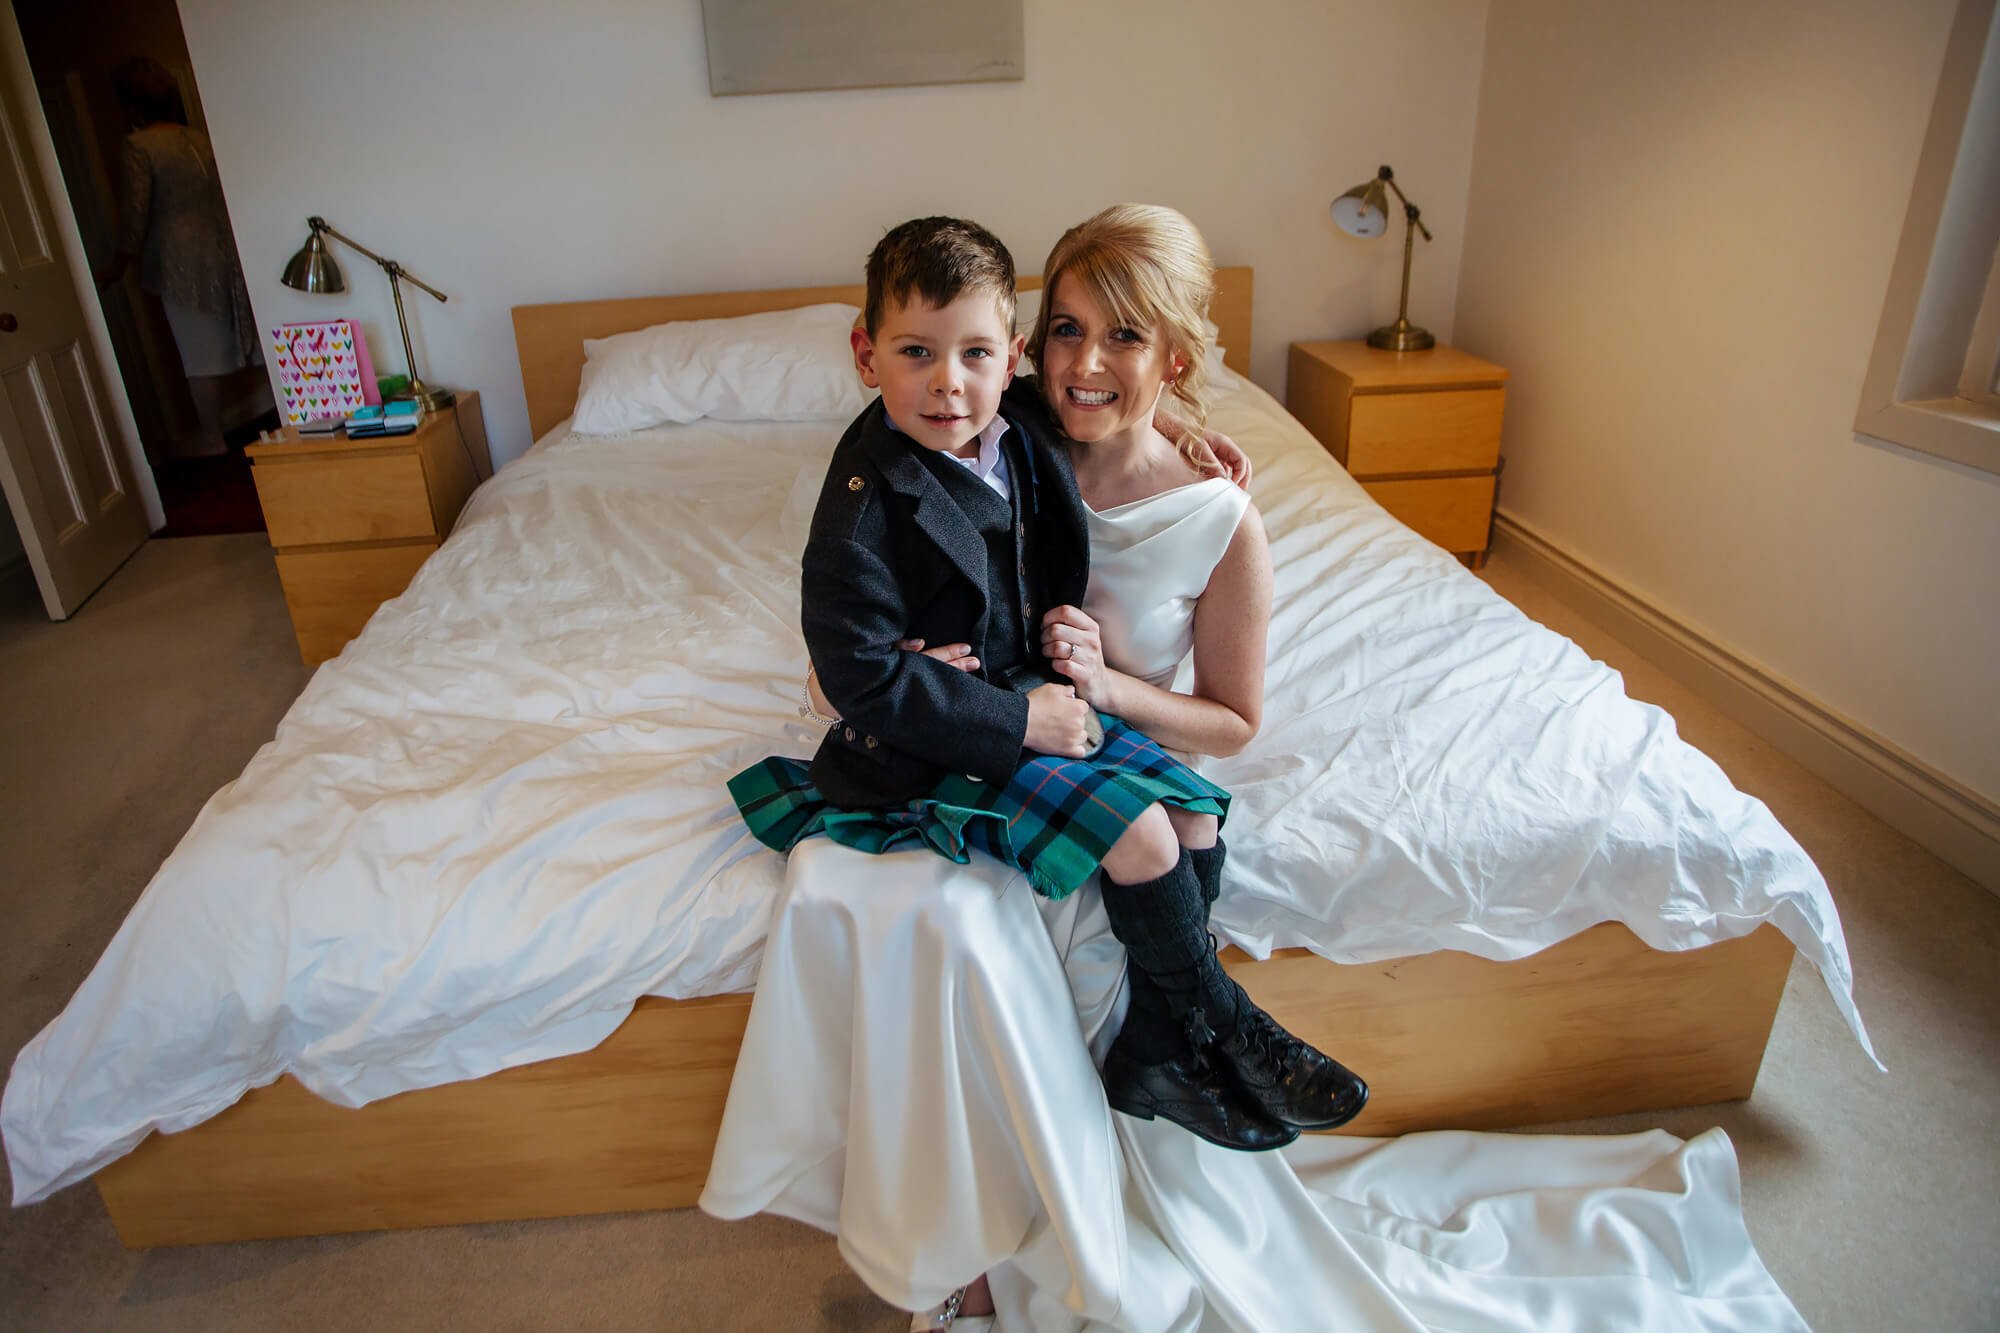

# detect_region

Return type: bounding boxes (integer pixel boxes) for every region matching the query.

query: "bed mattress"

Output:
[3,373,1870,1205]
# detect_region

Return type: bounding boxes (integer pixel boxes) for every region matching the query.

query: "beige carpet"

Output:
[1,535,1994,1331]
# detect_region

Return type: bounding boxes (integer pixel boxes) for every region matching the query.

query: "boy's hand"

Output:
[901,638,980,674]
[1198,428,1252,488]
[1024,682,1094,758]
[1041,606,1109,707]
[1154,408,1251,489]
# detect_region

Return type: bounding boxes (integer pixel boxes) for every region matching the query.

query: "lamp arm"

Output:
[381,260,448,305]
[1380,181,1434,243]
[308,216,449,303]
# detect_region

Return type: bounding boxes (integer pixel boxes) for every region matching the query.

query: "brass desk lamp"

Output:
[1332,165,1435,351]
[281,216,456,410]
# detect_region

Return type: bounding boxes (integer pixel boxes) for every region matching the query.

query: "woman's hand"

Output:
[1041,606,1110,708]
[807,638,980,722]
[902,637,980,673]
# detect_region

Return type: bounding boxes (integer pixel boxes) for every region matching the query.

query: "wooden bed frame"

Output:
[91,270,1799,1248]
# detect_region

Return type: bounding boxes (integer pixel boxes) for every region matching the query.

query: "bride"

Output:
[702,206,1805,1332]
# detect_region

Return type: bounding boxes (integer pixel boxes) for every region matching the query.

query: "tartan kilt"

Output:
[727,715,1229,901]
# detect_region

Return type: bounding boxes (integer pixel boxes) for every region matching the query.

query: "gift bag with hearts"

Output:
[271,320,380,424]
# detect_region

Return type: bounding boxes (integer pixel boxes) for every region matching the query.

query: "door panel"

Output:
[0,72,49,272]
[52,339,119,504]
[0,6,148,618]
[2,359,80,530]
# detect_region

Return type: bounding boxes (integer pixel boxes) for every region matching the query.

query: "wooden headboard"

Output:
[512,267,1254,441]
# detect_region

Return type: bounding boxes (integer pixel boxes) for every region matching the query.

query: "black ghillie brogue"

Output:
[1103,1017,1300,1153]
[1209,1003,1369,1131]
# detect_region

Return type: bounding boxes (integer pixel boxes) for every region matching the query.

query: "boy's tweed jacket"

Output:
[803,384,1088,808]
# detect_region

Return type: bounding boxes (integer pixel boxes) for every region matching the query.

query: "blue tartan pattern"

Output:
[727,715,1229,901]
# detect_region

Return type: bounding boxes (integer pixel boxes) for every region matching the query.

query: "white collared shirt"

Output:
[887,413,1012,500]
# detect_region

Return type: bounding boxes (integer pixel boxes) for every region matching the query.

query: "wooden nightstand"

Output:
[1286,342,1508,567]
[248,392,490,665]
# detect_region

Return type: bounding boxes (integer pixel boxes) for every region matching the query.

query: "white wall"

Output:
[176,0,1489,468]
[1454,0,2000,803]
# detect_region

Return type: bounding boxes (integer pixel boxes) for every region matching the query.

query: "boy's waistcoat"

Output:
[802,389,1088,808]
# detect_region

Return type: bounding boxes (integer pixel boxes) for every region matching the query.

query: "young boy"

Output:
[731,217,1339,1154]
[800,217,1093,811]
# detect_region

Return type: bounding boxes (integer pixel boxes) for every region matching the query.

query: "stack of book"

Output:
[344,402,423,439]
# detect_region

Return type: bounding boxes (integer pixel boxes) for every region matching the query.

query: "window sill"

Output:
[1854,396,2000,477]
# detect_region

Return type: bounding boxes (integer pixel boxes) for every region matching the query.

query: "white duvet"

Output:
[3,374,1871,1205]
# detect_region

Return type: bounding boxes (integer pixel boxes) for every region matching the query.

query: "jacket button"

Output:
[843,726,855,741]
[864,735,879,749]
[848,476,864,492]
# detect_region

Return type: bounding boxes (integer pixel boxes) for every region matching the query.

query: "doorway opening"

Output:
[15,0,275,538]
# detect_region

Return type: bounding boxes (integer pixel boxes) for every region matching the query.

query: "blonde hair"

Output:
[1026,204,1216,469]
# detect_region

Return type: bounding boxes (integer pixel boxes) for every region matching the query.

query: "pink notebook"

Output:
[271,320,381,424]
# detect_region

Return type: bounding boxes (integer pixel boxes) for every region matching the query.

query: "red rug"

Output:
[153,452,265,538]
[152,411,281,538]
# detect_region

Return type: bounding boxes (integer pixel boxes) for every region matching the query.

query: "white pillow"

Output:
[571,303,871,434]
[1204,318,1238,387]
[1014,284,1043,336]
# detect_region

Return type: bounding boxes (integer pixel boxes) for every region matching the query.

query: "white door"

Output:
[0,22,148,620]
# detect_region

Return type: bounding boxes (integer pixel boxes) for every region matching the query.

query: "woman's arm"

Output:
[98,139,150,289]
[1046,504,1272,756]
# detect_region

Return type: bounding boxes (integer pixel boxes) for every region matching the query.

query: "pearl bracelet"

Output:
[798,665,839,726]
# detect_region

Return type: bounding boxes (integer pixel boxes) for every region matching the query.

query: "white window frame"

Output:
[1855,0,2000,474]
[1957,240,2000,406]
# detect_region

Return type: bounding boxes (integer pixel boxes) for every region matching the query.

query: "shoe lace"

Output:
[1177,1008,1229,1089]
[1248,1012,1309,1075]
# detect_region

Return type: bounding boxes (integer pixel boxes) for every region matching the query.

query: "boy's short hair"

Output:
[864,217,1016,336]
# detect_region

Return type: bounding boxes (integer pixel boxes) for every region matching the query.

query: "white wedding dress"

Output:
[700,477,1806,1330]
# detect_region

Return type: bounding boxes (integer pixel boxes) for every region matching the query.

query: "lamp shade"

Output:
[1330,179,1389,238]
[281,230,345,294]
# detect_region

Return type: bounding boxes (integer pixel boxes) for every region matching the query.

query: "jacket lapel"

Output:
[1019,422,1090,608]
[858,417,991,606]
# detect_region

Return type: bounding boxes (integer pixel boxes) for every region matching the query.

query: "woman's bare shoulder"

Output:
[1217,498,1271,578]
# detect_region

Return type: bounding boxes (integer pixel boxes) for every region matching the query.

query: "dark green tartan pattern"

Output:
[727,716,1229,901]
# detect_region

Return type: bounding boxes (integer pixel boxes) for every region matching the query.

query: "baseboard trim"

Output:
[1492,511,2000,894]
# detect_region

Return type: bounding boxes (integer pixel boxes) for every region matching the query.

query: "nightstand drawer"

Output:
[254,454,436,548]
[1346,389,1503,478]
[1362,475,1497,554]
[274,542,435,664]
